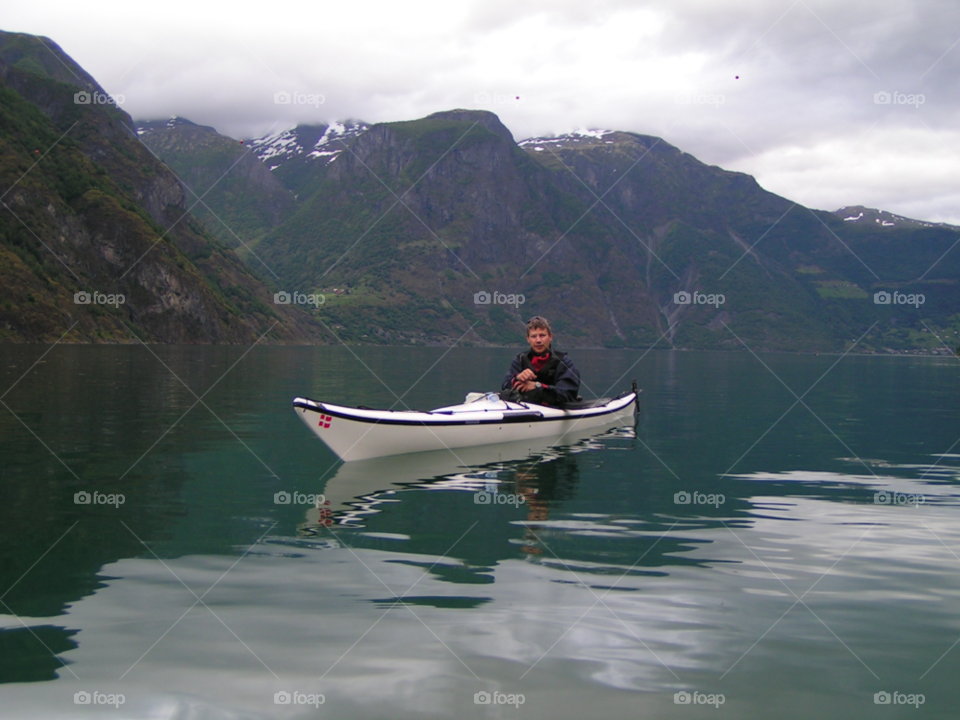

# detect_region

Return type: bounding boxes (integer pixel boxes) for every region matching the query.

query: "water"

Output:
[0,346,958,718]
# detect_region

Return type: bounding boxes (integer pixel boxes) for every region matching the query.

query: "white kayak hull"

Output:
[293,392,638,462]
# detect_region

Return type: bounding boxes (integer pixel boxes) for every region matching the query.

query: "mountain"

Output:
[236,110,959,352]
[520,128,960,350]
[0,30,322,343]
[252,110,666,347]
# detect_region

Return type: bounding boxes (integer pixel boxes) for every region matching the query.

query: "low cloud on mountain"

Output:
[7,0,960,221]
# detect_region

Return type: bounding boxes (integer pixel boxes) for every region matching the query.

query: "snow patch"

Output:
[249,127,303,165]
[572,128,614,139]
[249,121,369,170]
[518,128,616,150]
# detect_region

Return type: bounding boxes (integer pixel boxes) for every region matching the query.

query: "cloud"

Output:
[6,0,960,220]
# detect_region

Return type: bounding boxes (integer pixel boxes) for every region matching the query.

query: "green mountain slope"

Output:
[0,30,323,343]
[0,30,102,91]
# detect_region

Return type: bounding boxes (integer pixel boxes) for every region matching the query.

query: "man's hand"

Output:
[512,379,538,392]
[515,369,536,383]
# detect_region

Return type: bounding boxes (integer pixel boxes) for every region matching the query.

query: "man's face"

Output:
[527,328,552,354]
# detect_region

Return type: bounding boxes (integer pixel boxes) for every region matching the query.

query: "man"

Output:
[501,316,581,406]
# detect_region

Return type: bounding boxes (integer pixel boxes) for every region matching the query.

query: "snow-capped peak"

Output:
[518,128,616,151]
[248,127,303,166]
[248,121,370,171]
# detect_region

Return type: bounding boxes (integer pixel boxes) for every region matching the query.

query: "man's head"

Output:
[526,316,553,354]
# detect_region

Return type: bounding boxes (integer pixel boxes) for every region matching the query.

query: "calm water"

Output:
[0,346,958,719]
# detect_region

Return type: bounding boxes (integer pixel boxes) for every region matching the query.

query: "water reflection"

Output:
[0,626,78,684]
[292,423,732,595]
[301,424,633,531]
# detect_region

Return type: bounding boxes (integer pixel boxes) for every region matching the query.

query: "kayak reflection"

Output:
[299,422,636,534]
[292,419,715,589]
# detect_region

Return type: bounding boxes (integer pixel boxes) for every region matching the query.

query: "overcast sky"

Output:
[8,0,960,222]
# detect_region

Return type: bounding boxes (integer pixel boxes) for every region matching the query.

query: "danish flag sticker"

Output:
[318,413,332,429]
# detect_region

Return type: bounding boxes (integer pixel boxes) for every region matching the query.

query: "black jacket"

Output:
[501,348,581,404]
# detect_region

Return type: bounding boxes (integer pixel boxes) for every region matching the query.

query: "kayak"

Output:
[293,385,639,462]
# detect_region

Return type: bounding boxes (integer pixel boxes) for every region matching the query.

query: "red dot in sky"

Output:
[735,76,739,79]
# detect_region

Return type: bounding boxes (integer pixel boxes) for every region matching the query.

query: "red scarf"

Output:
[531,351,551,373]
